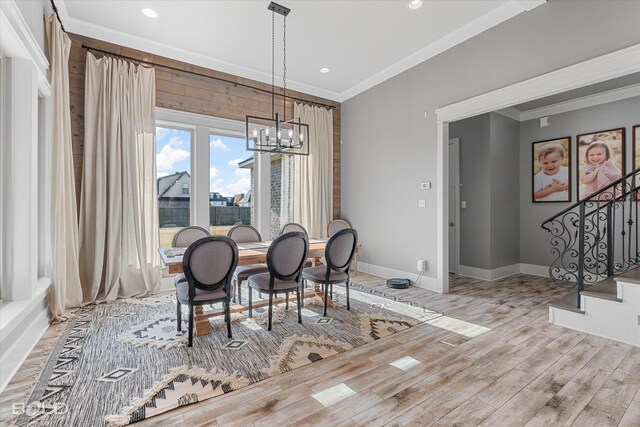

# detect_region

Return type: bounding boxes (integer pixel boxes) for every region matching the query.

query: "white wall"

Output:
[341,0,640,288]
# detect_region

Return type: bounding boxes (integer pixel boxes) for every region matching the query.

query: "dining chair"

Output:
[247,232,308,331]
[327,219,351,237]
[172,225,211,247]
[302,228,358,317]
[176,236,238,347]
[227,224,269,304]
[172,226,212,287]
[280,222,308,236]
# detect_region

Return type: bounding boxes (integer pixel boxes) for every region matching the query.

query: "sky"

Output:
[156,127,252,198]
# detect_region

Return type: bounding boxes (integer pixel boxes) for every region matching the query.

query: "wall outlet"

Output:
[418,200,426,208]
[417,259,427,272]
[461,201,467,208]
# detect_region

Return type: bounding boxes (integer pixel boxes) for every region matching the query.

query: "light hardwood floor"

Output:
[2,273,639,426]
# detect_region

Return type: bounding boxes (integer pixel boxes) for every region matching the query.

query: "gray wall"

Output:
[490,113,520,269]
[519,96,640,266]
[450,113,520,270]
[15,0,47,53]
[342,0,640,279]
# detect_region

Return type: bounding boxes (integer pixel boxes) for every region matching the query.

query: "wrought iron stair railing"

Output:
[541,168,640,308]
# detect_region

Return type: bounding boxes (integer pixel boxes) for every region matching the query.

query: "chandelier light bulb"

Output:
[288,129,293,137]
[265,128,270,136]
[300,133,304,141]
[253,129,258,137]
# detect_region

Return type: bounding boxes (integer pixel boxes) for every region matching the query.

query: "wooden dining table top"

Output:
[159,239,359,274]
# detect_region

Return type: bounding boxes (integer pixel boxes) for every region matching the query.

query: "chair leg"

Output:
[176,299,182,331]
[285,292,289,310]
[296,288,302,323]
[330,283,334,299]
[346,279,350,310]
[248,287,253,318]
[237,278,242,305]
[226,301,232,338]
[323,283,329,317]
[188,303,194,347]
[301,281,305,307]
[268,290,274,331]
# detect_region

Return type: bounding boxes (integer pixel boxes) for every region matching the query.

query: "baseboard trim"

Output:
[0,298,50,393]
[457,263,549,281]
[357,262,441,292]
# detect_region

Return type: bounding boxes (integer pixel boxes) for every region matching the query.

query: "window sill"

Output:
[0,278,50,342]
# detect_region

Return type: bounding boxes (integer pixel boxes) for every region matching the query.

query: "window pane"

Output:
[156,126,191,247]
[209,134,253,236]
[271,153,295,239]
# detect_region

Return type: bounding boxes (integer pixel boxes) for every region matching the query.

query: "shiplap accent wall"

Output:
[67,33,341,219]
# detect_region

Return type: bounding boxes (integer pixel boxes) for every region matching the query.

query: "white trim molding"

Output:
[435,44,640,294]
[357,262,440,293]
[457,263,549,281]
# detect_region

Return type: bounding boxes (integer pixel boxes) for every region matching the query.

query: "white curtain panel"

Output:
[79,53,160,303]
[45,14,84,319]
[293,103,333,238]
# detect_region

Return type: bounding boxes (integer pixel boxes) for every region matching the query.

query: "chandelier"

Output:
[245,2,310,156]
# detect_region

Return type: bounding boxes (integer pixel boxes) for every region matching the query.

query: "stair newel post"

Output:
[607,202,614,278]
[577,202,586,309]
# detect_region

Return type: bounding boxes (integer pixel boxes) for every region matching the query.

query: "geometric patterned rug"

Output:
[14,285,441,426]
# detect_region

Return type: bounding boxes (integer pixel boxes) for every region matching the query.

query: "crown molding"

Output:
[339,0,546,102]
[518,83,640,122]
[436,44,640,122]
[493,107,522,121]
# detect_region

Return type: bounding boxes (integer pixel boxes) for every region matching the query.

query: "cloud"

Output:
[210,178,225,194]
[168,136,186,147]
[209,167,221,178]
[228,158,244,167]
[210,138,230,152]
[156,144,189,175]
[225,177,251,195]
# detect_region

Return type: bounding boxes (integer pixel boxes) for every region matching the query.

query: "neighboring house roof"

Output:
[158,171,190,198]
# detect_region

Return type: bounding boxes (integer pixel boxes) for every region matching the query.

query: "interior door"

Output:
[448,138,460,274]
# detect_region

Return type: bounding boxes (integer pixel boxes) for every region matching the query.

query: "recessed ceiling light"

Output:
[142,8,158,18]
[408,0,423,10]
[320,68,330,73]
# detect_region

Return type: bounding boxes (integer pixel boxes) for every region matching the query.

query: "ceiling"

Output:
[57,0,545,102]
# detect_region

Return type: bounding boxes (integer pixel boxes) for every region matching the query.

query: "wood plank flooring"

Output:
[1,273,639,426]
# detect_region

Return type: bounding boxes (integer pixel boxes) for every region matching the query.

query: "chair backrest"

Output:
[280,222,308,236]
[327,219,351,237]
[267,232,308,282]
[227,224,262,243]
[182,236,238,294]
[172,226,211,247]
[326,228,358,273]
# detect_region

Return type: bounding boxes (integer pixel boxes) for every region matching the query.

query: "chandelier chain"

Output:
[283,15,287,121]
[271,10,275,117]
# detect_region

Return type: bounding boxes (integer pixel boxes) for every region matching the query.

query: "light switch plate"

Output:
[420,182,431,190]
[418,200,426,208]
[461,201,467,208]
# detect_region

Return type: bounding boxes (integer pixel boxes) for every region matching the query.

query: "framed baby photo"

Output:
[577,128,625,201]
[532,137,572,203]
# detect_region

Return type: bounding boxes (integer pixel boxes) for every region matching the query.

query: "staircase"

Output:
[542,168,640,346]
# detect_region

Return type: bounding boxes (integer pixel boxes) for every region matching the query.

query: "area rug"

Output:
[14,284,441,427]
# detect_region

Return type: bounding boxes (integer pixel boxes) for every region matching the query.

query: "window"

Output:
[156,126,192,247]
[209,133,253,236]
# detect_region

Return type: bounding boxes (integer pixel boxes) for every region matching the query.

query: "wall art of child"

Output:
[534,143,569,202]
[579,141,622,200]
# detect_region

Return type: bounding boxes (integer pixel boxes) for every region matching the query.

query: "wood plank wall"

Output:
[68,33,341,219]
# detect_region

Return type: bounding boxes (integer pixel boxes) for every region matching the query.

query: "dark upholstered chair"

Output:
[227,224,269,304]
[302,228,358,317]
[247,232,308,331]
[280,222,308,236]
[327,219,351,237]
[172,225,211,247]
[176,236,238,347]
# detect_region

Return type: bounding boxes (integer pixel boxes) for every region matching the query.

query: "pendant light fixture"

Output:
[245,2,310,156]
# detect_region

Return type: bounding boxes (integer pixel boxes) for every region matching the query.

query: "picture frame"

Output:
[532,137,572,203]
[577,127,625,201]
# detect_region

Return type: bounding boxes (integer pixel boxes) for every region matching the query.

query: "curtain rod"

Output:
[50,0,66,32]
[81,45,338,110]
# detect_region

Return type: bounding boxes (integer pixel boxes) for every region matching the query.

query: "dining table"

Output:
[159,239,360,337]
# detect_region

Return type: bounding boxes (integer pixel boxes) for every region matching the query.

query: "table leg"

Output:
[194,305,214,336]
